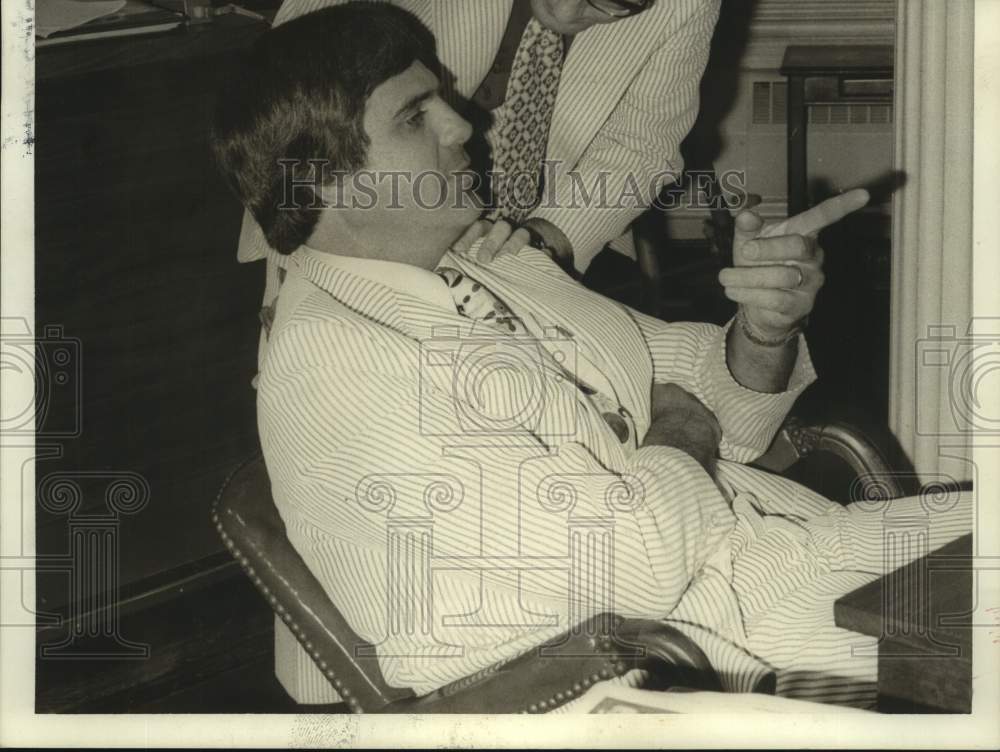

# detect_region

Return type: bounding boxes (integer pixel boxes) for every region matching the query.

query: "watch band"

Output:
[736,307,807,347]
[522,221,579,277]
[522,223,552,254]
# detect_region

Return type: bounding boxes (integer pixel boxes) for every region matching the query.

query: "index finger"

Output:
[763,188,870,238]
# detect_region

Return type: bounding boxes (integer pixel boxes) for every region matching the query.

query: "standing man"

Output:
[238,0,721,310]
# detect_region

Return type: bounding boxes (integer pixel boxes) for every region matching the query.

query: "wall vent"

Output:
[752,81,787,125]
[752,80,894,126]
[810,103,893,125]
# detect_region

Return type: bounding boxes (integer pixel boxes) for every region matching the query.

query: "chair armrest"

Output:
[383,614,771,714]
[753,417,904,500]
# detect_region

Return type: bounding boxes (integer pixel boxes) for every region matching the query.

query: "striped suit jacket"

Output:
[258,242,818,698]
[242,0,721,271]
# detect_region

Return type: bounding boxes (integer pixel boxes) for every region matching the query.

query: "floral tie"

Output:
[437,266,633,445]
[437,267,527,334]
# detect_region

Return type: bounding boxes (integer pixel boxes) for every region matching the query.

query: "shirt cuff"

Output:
[699,318,817,462]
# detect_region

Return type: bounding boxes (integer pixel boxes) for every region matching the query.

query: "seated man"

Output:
[211,3,971,709]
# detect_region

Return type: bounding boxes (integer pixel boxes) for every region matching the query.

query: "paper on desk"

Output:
[36,0,128,38]
[571,686,872,714]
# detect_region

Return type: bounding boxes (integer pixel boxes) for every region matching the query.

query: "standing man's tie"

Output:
[486,16,565,224]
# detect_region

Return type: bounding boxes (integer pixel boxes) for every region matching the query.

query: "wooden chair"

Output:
[212,412,900,714]
[212,455,737,714]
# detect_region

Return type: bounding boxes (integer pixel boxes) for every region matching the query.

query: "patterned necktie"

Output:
[436,266,633,445]
[437,267,527,334]
[485,16,564,224]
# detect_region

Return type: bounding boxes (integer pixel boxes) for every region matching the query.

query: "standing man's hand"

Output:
[457,217,575,271]
[450,219,532,262]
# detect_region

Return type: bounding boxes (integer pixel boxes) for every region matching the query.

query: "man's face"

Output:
[337,61,480,269]
[530,0,633,34]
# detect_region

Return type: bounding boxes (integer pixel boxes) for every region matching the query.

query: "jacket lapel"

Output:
[547,3,675,169]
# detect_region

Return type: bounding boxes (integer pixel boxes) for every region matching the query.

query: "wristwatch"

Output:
[523,223,554,255]
[736,307,808,347]
[522,222,577,276]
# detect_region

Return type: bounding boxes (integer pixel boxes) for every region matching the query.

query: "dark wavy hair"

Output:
[211,2,439,254]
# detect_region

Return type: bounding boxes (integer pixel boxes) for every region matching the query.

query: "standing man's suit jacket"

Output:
[241,0,721,271]
[258,242,816,699]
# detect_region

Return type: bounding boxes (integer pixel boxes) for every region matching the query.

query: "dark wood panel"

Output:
[37,565,278,713]
[36,16,266,83]
[36,557,345,714]
[34,18,268,612]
